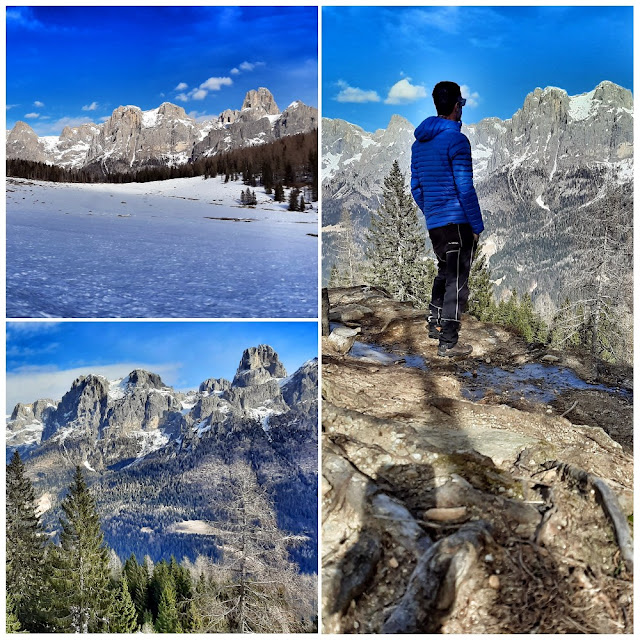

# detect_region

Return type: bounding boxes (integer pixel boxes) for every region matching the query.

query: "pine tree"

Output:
[274,183,285,202]
[46,466,114,633]
[110,576,139,633]
[6,593,22,633]
[123,553,149,626]
[6,450,47,631]
[298,193,306,211]
[365,160,435,307]
[288,188,300,211]
[155,583,182,633]
[467,244,496,322]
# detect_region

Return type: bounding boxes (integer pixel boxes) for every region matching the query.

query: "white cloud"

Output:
[34,100,44,107]
[335,80,380,104]
[6,7,44,30]
[7,322,62,337]
[231,61,265,75]
[188,110,218,121]
[7,362,183,410]
[82,101,99,111]
[200,77,233,92]
[384,78,427,105]
[6,104,20,110]
[24,112,40,119]
[461,84,480,108]
[175,82,188,91]
[176,77,233,102]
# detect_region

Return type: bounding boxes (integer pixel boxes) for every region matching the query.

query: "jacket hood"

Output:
[414,116,461,143]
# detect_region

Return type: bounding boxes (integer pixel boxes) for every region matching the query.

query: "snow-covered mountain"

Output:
[7,87,318,173]
[7,345,319,569]
[7,345,318,471]
[322,81,633,318]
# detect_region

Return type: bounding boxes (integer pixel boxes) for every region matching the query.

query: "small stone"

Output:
[484,554,494,563]
[541,354,560,363]
[485,357,491,364]
[423,506,468,521]
[388,557,399,569]
[546,409,553,414]
[489,575,500,589]
[472,370,478,378]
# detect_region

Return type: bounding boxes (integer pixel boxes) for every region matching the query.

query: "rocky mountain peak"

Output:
[10,121,37,136]
[157,102,189,119]
[593,80,633,108]
[125,369,166,389]
[232,345,287,387]
[242,87,279,116]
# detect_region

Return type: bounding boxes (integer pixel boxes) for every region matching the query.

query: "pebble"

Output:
[484,554,494,563]
[489,575,500,589]
[388,557,399,569]
[485,357,491,364]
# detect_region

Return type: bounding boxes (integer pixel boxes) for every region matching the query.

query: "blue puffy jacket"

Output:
[411,116,484,234]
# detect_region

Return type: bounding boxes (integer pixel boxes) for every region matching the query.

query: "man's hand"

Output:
[473,233,480,242]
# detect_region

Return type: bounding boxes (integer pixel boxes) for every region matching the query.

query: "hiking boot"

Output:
[437,342,473,358]
[428,323,441,340]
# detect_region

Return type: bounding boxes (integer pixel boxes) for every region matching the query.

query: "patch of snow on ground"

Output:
[193,419,211,437]
[7,176,317,318]
[322,152,342,180]
[36,492,52,517]
[108,378,127,401]
[83,460,96,472]
[41,136,59,152]
[535,195,550,211]
[6,421,44,446]
[568,89,596,121]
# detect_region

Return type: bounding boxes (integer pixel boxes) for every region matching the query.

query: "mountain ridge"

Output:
[7,87,318,173]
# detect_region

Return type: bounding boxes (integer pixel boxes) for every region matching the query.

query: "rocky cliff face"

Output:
[7,346,317,473]
[321,81,633,325]
[7,88,318,172]
[322,286,633,633]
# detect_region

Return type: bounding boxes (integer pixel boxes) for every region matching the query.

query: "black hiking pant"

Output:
[427,223,477,346]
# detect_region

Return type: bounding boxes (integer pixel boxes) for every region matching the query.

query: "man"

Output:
[411,81,484,357]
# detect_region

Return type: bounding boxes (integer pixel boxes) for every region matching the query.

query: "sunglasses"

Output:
[457,97,467,107]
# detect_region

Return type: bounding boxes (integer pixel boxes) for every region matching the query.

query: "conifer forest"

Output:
[7,453,317,633]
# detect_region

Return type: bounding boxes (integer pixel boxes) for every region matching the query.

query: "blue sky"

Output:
[322,6,633,132]
[7,6,318,136]
[6,321,318,408]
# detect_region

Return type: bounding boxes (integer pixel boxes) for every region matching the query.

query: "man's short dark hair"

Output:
[432,81,461,116]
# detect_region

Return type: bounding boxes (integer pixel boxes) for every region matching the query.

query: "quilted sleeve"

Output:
[450,135,484,234]
[410,144,424,213]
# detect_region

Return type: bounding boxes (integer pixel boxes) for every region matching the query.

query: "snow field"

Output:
[7,176,318,318]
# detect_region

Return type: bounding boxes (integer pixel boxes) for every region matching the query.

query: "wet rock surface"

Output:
[322,286,633,634]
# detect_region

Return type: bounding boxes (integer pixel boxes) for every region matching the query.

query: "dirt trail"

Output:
[322,286,633,634]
